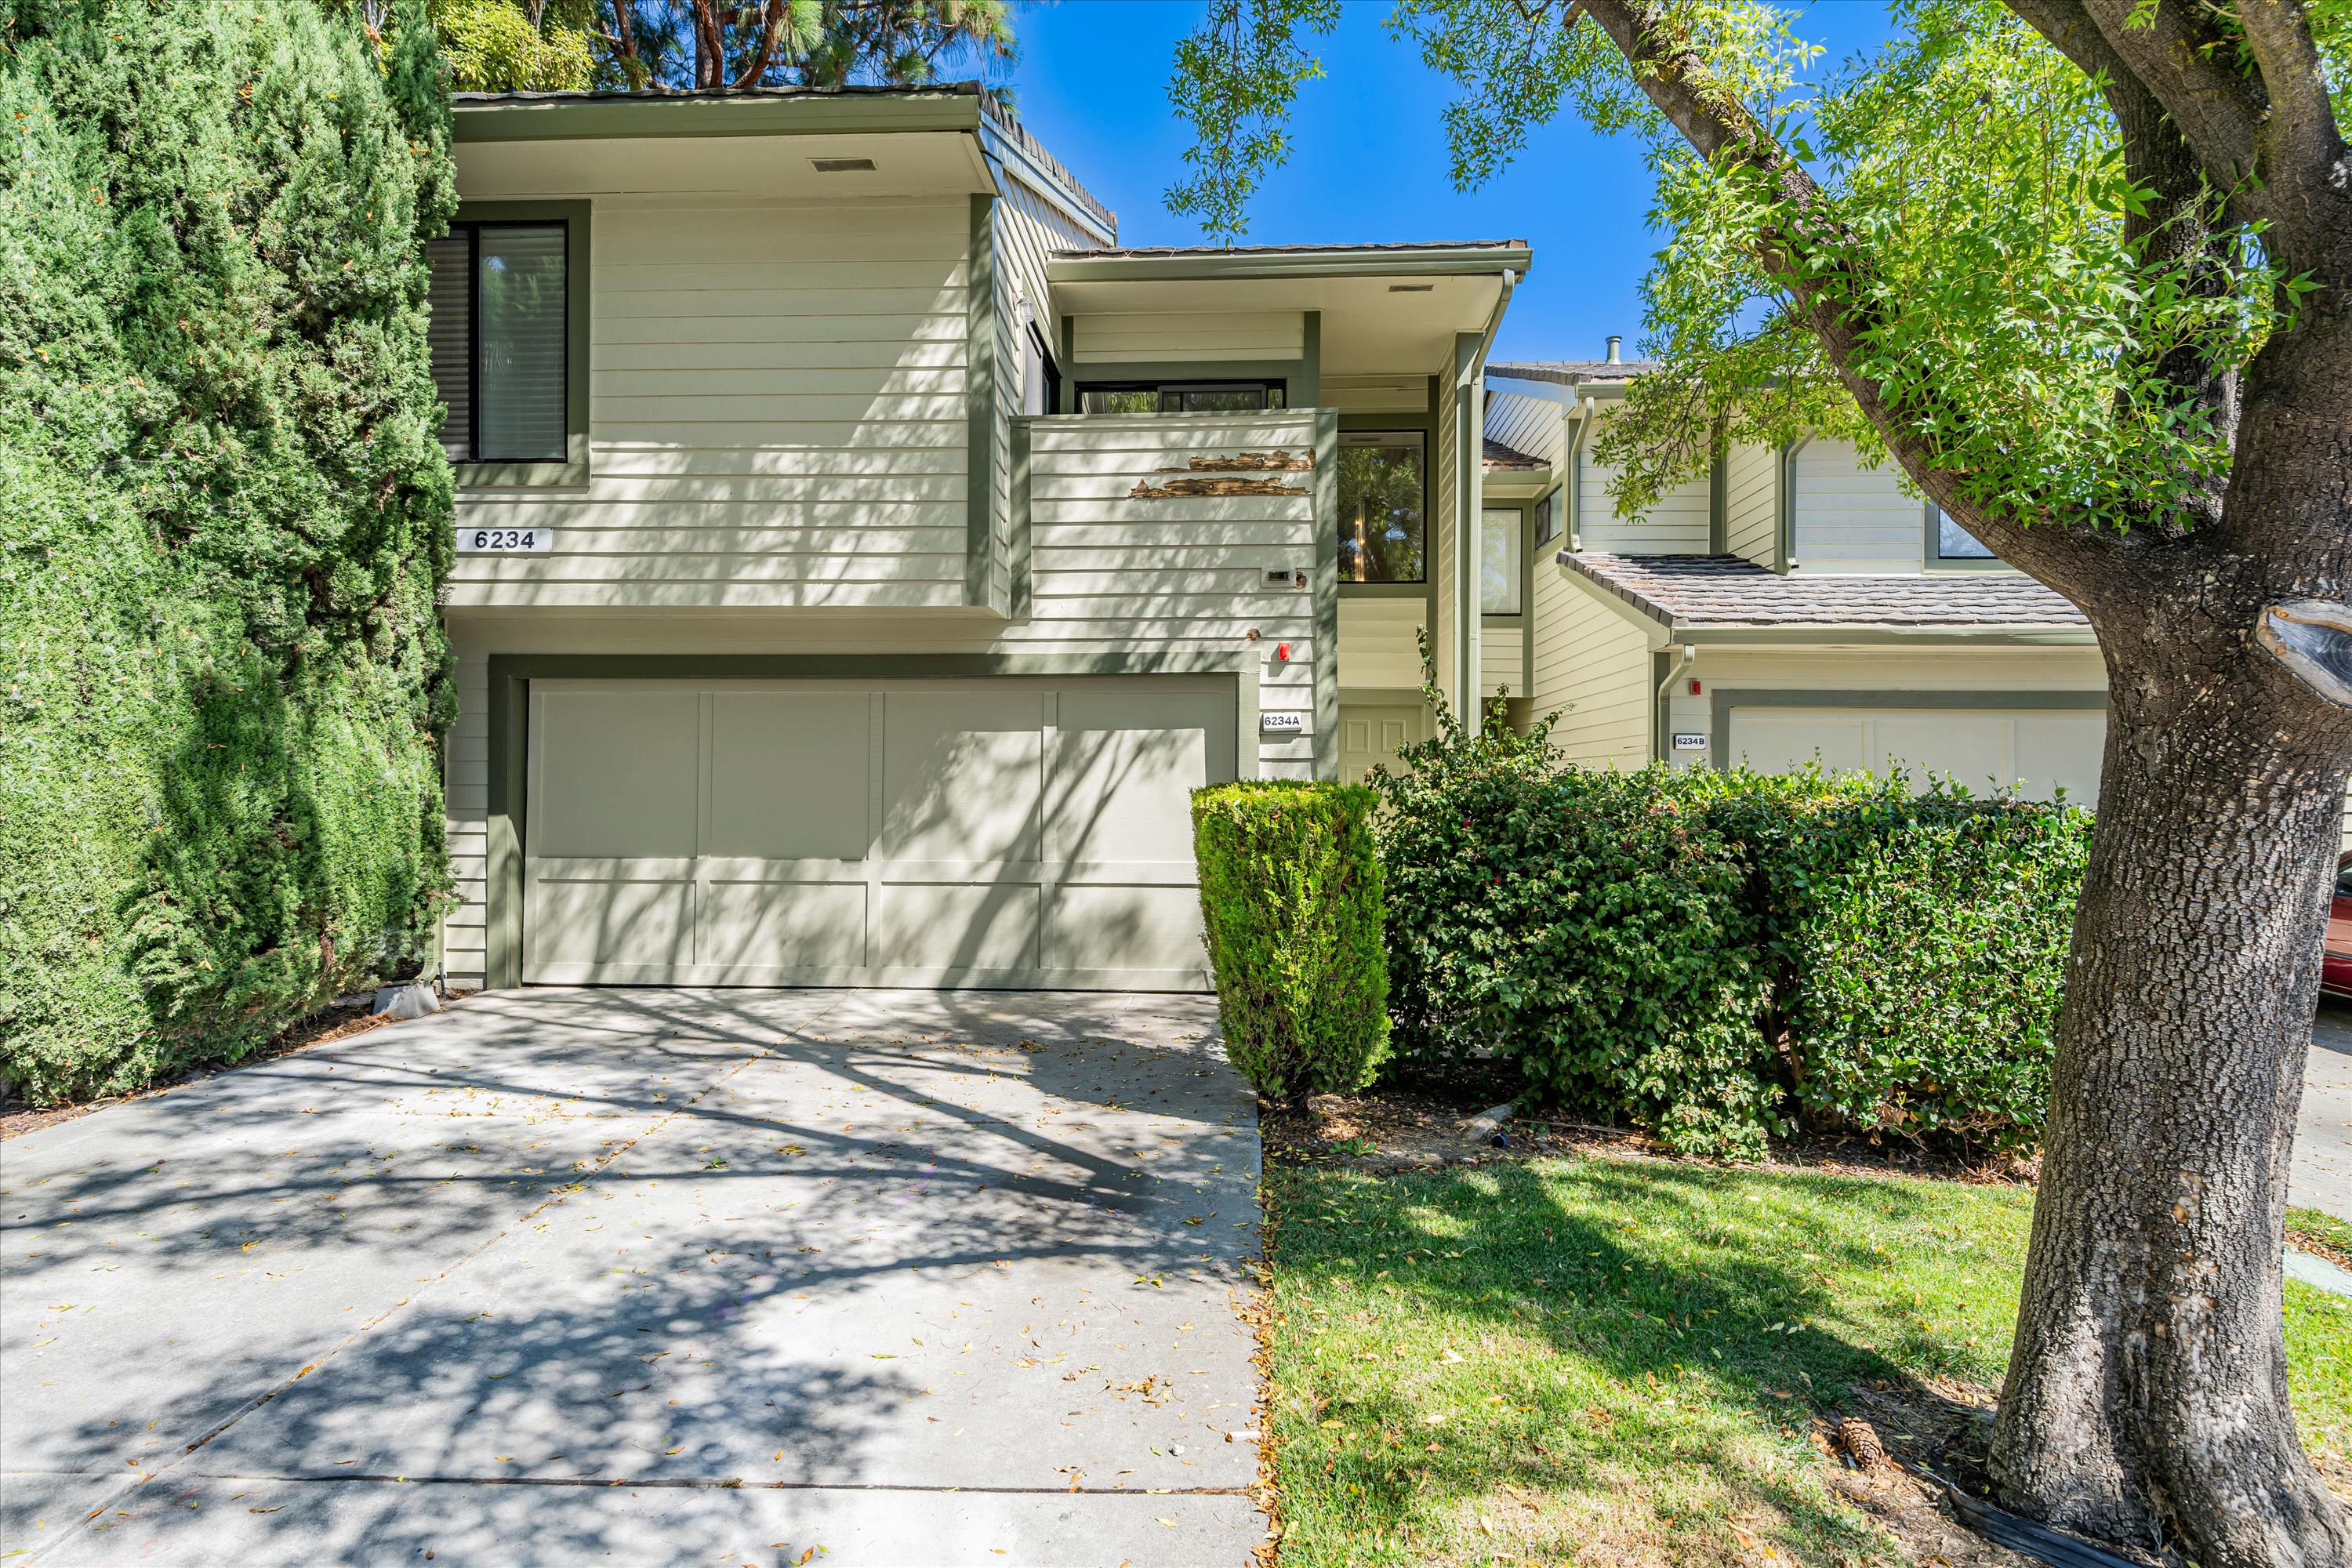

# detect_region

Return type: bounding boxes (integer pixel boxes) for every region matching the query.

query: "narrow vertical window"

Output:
[1480,507,1523,614]
[426,221,568,464]
[426,234,474,462]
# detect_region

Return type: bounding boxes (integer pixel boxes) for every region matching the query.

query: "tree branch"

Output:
[2229,0,2352,278]
[2009,0,2239,514]
[2068,0,2271,223]
[1572,0,2119,598]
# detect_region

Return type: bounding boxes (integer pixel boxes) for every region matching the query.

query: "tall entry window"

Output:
[1338,431,1426,583]
[1481,507,1523,615]
[427,223,570,463]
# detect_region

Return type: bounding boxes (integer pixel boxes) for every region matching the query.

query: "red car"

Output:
[2327,851,2352,1001]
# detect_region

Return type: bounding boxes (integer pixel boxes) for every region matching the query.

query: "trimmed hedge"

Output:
[1,2,458,1105]
[1371,681,2089,1155]
[1376,731,1780,1156]
[1192,782,1390,1102]
[1726,782,2089,1148]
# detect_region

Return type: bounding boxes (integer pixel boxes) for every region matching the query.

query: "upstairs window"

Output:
[428,223,569,463]
[1076,380,1287,415]
[1481,507,1523,615]
[1338,431,1426,583]
[1927,501,1998,563]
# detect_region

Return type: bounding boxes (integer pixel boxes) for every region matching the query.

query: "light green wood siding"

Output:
[1577,407,1711,554]
[438,410,1333,986]
[1071,311,1305,364]
[1528,564,1653,768]
[446,198,975,609]
[1723,441,1778,565]
[1791,437,1924,573]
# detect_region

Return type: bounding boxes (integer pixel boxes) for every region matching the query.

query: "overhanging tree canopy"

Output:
[427,0,1014,93]
[1169,2,2352,1564]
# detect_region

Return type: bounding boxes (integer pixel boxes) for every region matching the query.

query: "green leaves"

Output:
[1375,739,2085,1156]
[1165,0,1343,244]
[1,2,456,1105]
[1192,780,1392,1101]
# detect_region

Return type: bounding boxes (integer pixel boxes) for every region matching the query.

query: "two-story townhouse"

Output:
[1469,353,2111,800]
[433,84,1526,996]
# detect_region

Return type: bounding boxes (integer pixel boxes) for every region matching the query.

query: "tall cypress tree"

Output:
[0,0,459,1102]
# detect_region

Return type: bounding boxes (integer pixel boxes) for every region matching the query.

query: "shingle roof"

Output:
[1562,553,2088,630]
[1489,359,1657,387]
[1482,437,1546,471]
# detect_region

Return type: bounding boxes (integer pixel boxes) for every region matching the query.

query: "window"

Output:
[1338,431,1425,583]
[1481,508,1523,615]
[1076,381,1287,415]
[1927,502,1998,563]
[1534,491,1560,545]
[427,223,569,463]
[1021,323,1059,418]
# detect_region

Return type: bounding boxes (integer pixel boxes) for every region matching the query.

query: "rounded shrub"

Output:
[1723,779,2090,1152]
[1192,781,1390,1103]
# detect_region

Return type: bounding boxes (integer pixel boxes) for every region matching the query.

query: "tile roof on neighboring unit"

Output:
[1561,553,2088,630]
[1488,359,1657,386]
[1482,437,1547,471]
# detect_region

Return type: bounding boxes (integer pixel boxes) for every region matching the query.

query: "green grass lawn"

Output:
[1262,1154,2352,1567]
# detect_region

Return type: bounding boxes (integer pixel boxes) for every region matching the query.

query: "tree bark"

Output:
[1991,445,2352,1564]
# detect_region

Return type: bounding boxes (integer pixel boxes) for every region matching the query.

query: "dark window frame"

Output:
[434,201,592,488]
[1925,500,2008,571]
[1075,379,1288,415]
[1336,428,1429,587]
[1480,502,1530,619]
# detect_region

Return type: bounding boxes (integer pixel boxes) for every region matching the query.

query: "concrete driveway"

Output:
[1,989,1265,1566]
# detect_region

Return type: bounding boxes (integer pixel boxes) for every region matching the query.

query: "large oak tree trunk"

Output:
[1989,447,2352,1565]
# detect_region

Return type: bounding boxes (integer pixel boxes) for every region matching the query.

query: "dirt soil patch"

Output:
[1261,1071,2039,1187]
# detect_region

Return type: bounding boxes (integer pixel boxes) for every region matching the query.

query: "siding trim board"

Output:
[449,199,594,490]
[1313,408,1341,778]
[1708,687,2108,771]
[965,191,997,606]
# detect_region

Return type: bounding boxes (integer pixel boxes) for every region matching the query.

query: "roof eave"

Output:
[451,88,985,143]
[1047,245,1532,284]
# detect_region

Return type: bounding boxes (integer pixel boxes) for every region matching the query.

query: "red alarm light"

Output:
[1276,642,1294,662]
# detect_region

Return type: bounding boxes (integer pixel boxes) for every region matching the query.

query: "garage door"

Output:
[523,677,1233,989]
[1726,705,2106,801]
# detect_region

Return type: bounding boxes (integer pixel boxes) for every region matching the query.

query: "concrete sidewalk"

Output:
[1,989,1265,1566]
[2295,1004,2352,1221]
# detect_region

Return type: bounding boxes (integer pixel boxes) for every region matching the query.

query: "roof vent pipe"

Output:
[1606,335,1622,365]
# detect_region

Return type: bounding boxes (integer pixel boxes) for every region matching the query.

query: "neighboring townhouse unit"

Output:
[1473,355,2111,801]
[434,84,1526,994]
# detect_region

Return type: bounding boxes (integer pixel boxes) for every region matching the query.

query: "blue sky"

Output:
[1004,1,1900,362]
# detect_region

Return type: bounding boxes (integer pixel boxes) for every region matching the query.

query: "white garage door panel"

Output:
[707,691,870,859]
[881,690,1044,864]
[1727,705,2105,800]
[698,879,869,970]
[534,690,699,858]
[523,677,1229,990]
